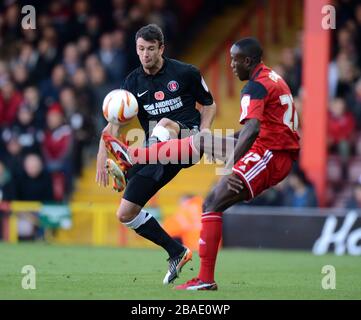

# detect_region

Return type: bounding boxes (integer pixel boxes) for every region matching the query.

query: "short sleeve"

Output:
[239,81,267,124]
[121,75,131,91]
[188,65,214,106]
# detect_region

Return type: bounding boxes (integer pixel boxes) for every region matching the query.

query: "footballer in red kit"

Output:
[102,37,300,290]
[232,61,300,200]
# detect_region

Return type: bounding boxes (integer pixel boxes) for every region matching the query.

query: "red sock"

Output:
[198,211,222,283]
[129,136,199,164]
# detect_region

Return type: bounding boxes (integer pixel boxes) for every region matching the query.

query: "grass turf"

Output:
[0,243,360,300]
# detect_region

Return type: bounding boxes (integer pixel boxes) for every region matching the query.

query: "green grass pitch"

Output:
[0,243,360,300]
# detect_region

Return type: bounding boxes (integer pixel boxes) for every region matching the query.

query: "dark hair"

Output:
[135,24,164,46]
[234,37,263,64]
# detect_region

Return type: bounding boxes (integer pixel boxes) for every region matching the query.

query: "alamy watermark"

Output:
[321,265,336,290]
[321,5,336,30]
[21,5,36,30]
[21,265,36,289]
[124,125,237,176]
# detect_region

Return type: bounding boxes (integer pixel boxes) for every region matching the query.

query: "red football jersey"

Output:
[239,63,300,152]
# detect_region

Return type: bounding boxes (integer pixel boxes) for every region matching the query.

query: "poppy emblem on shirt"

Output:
[167,80,179,92]
[154,91,165,100]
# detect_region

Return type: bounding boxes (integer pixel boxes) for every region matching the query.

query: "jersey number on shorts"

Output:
[279,94,299,132]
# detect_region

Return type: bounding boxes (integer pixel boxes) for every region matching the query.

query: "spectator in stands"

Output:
[62,43,80,77]
[40,64,67,105]
[59,87,93,176]
[48,0,71,42]
[88,64,116,134]
[280,47,301,96]
[336,28,357,61]
[1,105,43,155]
[11,43,39,77]
[346,77,361,129]
[16,153,53,241]
[294,96,303,130]
[355,4,361,68]
[85,14,102,50]
[42,103,73,199]
[0,160,17,201]
[283,166,318,208]
[97,33,127,83]
[328,97,356,179]
[68,0,91,41]
[0,61,10,87]
[1,136,23,179]
[77,35,92,60]
[23,86,46,129]
[334,51,359,97]
[0,81,23,126]
[345,176,361,209]
[35,38,60,83]
[12,64,31,90]
[2,4,22,47]
[17,153,54,201]
[71,68,94,114]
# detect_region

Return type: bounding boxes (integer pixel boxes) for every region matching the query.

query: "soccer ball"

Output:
[102,89,138,124]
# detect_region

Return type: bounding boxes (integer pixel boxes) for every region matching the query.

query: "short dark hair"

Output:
[135,24,164,46]
[234,37,263,64]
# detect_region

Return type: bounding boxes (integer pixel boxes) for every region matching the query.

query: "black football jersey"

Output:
[122,57,213,136]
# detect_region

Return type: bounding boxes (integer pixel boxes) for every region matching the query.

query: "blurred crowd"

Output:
[1,0,361,210]
[0,0,213,202]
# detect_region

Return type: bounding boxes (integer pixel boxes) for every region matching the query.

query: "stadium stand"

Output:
[1,0,361,244]
[0,0,228,203]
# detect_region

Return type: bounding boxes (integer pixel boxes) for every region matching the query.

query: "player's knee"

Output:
[157,118,173,127]
[116,207,138,223]
[203,201,222,213]
[203,193,216,212]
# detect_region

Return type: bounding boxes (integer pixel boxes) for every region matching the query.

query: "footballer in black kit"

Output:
[123,56,213,138]
[123,56,214,203]
[96,24,216,285]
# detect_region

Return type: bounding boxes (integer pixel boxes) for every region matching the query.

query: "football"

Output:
[102,89,138,124]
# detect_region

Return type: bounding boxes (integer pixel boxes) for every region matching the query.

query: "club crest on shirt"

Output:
[154,91,165,100]
[167,80,179,92]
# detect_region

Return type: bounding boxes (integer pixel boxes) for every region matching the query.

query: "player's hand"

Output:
[227,173,244,194]
[96,150,109,187]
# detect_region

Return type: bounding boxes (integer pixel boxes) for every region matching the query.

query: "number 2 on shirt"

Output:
[279,94,299,132]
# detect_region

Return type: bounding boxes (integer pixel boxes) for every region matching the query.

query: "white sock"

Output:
[123,210,152,229]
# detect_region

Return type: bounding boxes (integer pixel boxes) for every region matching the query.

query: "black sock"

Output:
[135,215,184,258]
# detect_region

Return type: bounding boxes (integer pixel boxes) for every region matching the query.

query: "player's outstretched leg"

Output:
[102,132,133,169]
[175,173,249,290]
[103,132,200,166]
[118,197,192,285]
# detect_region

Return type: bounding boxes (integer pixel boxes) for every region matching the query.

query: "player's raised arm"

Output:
[199,103,216,130]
